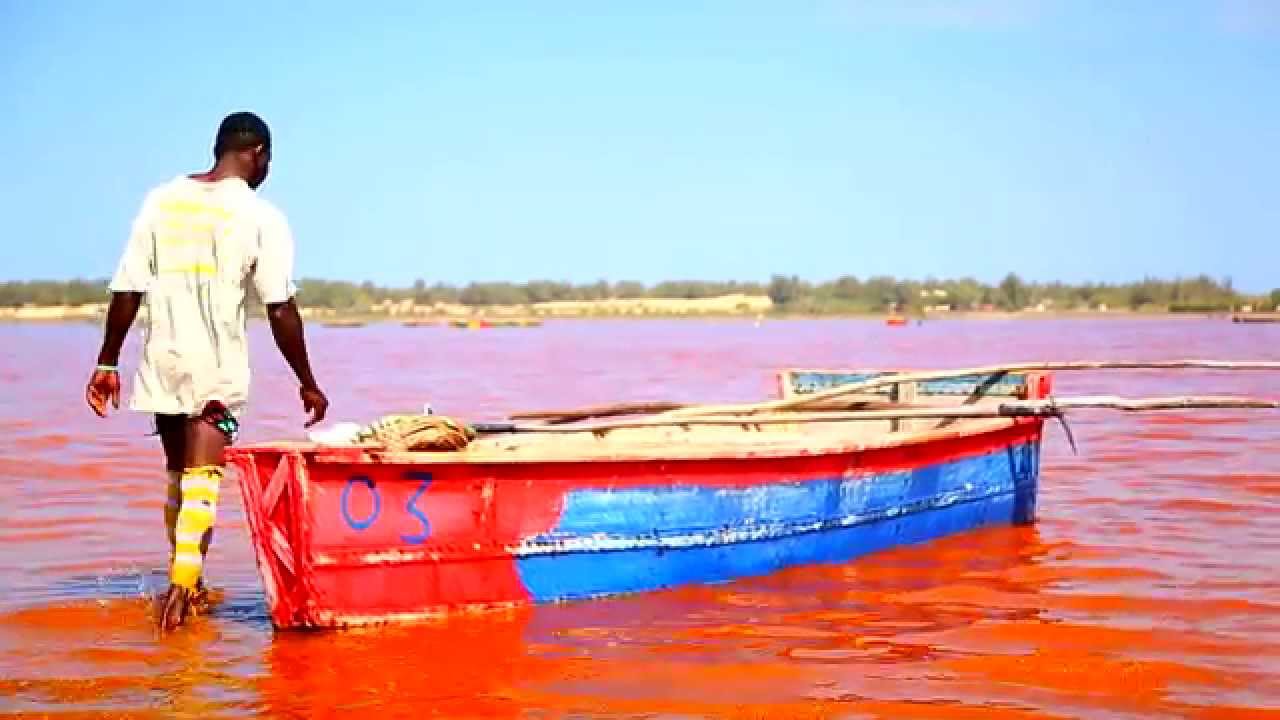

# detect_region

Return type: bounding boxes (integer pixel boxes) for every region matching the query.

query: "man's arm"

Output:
[253,203,326,427]
[87,291,143,417]
[266,298,328,427]
[96,292,143,367]
[89,190,155,417]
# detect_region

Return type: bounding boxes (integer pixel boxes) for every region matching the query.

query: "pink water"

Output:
[1,317,1278,719]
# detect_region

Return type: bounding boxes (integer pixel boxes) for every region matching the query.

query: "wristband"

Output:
[96,364,119,373]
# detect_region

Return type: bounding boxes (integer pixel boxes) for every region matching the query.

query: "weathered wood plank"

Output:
[890,381,918,432]
[787,370,1030,398]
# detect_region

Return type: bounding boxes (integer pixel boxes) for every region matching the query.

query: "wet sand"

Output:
[1,317,1277,718]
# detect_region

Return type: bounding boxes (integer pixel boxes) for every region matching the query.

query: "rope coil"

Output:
[353,415,476,452]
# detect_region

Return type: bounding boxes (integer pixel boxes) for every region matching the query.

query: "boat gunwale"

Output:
[228,416,1040,466]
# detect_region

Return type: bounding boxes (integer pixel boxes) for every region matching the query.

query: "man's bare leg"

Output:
[159,416,185,557]
[158,418,213,613]
[160,409,228,633]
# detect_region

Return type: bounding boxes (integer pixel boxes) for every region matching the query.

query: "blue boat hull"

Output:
[516,439,1040,603]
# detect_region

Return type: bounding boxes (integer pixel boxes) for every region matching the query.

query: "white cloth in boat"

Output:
[109,175,296,419]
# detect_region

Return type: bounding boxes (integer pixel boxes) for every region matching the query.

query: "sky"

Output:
[2,1,1278,291]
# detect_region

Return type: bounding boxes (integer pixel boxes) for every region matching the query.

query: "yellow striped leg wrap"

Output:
[169,465,223,589]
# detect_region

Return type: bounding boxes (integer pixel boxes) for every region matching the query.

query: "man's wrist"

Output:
[95,364,119,374]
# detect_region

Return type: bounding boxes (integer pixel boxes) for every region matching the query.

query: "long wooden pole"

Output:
[508,398,900,424]
[659,360,1280,419]
[475,395,1278,434]
[509,401,690,424]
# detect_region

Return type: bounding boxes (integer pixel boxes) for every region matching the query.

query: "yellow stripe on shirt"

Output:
[156,262,218,276]
[156,199,232,220]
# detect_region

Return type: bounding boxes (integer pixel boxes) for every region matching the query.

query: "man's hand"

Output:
[86,369,121,418]
[300,385,329,428]
[90,292,142,419]
[266,299,327,428]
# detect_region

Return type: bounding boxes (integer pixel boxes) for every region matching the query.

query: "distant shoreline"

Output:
[1,304,1261,325]
[6,277,1272,324]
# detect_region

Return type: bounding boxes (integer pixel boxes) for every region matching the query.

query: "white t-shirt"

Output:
[109,175,297,418]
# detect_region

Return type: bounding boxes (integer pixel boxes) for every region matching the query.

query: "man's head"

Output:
[213,112,272,189]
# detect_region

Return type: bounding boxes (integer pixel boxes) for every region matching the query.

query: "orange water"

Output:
[1,317,1277,719]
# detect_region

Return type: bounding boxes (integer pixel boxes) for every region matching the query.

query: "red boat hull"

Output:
[229,416,1044,629]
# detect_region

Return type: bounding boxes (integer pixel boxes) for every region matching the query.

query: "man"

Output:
[86,111,328,632]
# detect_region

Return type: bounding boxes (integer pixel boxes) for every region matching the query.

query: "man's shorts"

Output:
[154,401,240,445]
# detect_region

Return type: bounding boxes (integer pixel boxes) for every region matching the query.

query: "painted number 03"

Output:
[340,472,432,544]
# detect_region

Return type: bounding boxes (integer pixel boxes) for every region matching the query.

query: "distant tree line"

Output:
[0,279,108,307]
[764,273,1266,314]
[300,278,772,309]
[2,275,1276,313]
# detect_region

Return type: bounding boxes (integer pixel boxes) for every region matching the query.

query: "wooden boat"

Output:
[448,318,543,329]
[494,318,543,328]
[1232,312,1280,324]
[228,368,1051,630]
[449,318,489,329]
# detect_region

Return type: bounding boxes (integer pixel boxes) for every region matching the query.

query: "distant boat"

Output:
[322,319,367,328]
[449,319,489,329]
[886,315,908,326]
[492,318,542,328]
[1232,313,1280,324]
[401,320,439,328]
[449,318,542,329]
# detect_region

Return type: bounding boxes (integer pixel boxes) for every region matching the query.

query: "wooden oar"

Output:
[473,394,1278,435]
[509,401,690,424]
[508,398,903,424]
[659,360,1280,419]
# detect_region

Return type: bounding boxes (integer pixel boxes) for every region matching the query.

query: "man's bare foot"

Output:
[190,579,211,614]
[159,584,193,633]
